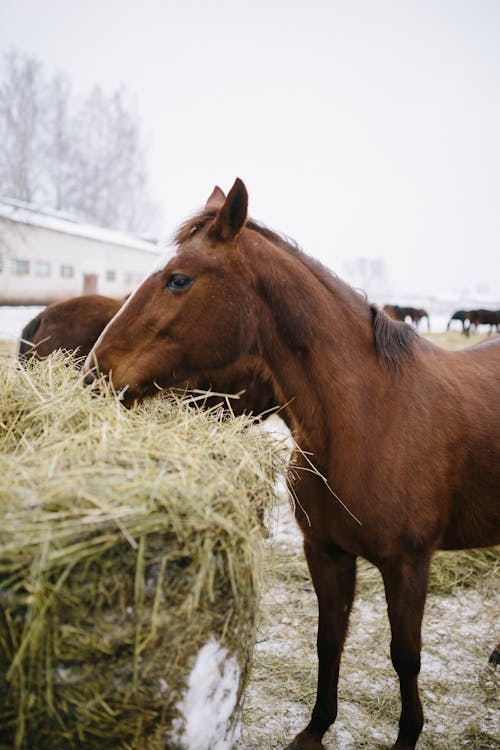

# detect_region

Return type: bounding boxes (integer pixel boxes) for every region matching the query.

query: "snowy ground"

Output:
[239,498,499,749]
[0,305,45,341]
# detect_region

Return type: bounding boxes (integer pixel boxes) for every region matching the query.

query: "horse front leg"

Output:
[379,553,431,750]
[286,541,357,750]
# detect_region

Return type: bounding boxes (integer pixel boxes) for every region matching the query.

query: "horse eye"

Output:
[166,273,194,291]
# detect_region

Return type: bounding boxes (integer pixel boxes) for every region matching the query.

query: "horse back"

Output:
[18,295,122,362]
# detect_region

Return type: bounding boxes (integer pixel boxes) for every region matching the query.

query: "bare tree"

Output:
[43,73,74,211]
[69,86,155,231]
[0,50,158,233]
[0,50,46,203]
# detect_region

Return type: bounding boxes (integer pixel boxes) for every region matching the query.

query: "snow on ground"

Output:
[170,637,242,750]
[0,305,44,341]
[239,499,499,749]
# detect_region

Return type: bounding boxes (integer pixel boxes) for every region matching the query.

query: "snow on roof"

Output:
[0,197,162,255]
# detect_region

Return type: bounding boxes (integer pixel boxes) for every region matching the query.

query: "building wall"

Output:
[0,217,161,304]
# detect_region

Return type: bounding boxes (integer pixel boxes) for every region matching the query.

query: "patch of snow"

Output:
[0,305,45,340]
[170,636,241,750]
[267,500,302,550]
[240,499,499,749]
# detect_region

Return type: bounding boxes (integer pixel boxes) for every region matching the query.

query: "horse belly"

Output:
[441,475,500,550]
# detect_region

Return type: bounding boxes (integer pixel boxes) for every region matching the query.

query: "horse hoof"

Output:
[284,739,325,750]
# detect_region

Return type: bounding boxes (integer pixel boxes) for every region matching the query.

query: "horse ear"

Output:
[205,186,226,211]
[209,178,248,242]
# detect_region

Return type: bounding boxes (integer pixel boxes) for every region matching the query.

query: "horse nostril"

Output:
[83,371,97,386]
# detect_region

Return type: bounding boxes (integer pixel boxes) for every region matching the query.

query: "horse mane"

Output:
[175,210,417,369]
[370,304,417,368]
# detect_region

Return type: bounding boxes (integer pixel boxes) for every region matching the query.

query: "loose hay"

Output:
[0,354,288,750]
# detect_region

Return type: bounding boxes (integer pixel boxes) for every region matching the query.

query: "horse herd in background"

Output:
[383,304,500,335]
[446,307,500,336]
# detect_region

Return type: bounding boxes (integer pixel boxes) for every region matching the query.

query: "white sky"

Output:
[1,0,500,299]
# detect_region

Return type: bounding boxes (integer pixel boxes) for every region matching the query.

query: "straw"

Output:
[0,353,288,749]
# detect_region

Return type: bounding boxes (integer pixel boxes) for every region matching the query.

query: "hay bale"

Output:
[0,354,287,749]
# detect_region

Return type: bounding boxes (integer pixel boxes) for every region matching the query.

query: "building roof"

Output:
[0,197,161,255]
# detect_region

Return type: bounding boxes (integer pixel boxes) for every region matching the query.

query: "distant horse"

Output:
[408,307,430,331]
[446,309,468,333]
[383,305,429,331]
[18,293,279,420]
[85,179,500,750]
[18,294,123,364]
[383,304,406,321]
[465,308,500,337]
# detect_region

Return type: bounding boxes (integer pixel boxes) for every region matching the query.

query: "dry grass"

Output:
[0,338,15,356]
[422,329,497,349]
[0,354,288,749]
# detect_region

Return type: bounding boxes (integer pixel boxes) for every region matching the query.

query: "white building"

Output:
[0,198,162,304]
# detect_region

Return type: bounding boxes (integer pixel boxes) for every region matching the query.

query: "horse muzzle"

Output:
[83,369,99,387]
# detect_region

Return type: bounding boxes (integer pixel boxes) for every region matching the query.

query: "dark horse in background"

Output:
[446,309,468,333]
[383,304,430,331]
[17,293,278,420]
[465,308,500,337]
[447,308,500,336]
[84,180,500,750]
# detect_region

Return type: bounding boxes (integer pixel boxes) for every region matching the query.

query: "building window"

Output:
[33,260,51,277]
[105,270,116,282]
[12,259,30,275]
[61,265,74,278]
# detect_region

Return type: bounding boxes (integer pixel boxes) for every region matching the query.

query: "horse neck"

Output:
[246,235,379,456]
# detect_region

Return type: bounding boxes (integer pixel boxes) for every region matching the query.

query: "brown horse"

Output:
[446,309,468,333]
[383,305,429,331]
[410,308,430,331]
[464,308,500,337]
[382,303,405,321]
[84,179,500,750]
[18,294,123,364]
[18,293,279,420]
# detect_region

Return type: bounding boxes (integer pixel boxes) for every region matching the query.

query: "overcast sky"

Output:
[1,0,500,299]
